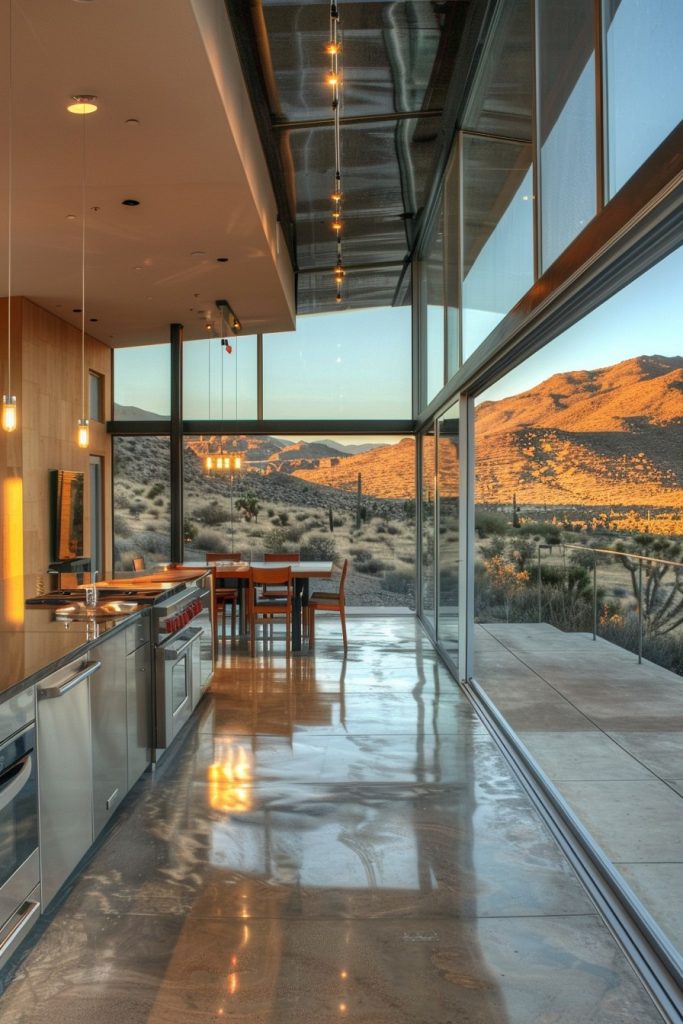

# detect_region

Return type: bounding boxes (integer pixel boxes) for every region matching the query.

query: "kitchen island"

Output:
[0,569,214,973]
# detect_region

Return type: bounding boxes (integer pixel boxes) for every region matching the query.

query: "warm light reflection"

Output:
[339,1002,348,1014]
[340,970,348,979]
[228,972,238,996]
[208,742,253,813]
[3,478,24,624]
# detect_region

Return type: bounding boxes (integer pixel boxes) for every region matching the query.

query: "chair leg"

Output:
[340,605,347,650]
[231,598,236,640]
[222,602,227,653]
[308,607,315,645]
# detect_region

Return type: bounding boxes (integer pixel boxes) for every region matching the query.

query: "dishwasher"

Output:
[37,657,100,909]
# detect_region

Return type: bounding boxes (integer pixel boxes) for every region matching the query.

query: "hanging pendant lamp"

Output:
[69,95,97,449]
[2,0,17,433]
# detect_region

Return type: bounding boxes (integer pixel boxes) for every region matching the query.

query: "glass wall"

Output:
[183,336,257,421]
[114,344,171,420]
[444,151,460,381]
[263,306,412,420]
[437,401,460,660]
[538,0,596,269]
[420,427,436,629]
[182,434,416,609]
[113,436,171,569]
[470,246,683,960]
[461,136,534,359]
[604,0,683,197]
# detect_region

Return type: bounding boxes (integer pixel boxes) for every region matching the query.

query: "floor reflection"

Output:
[0,617,661,1023]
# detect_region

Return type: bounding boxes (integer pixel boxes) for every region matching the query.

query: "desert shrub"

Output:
[519,522,562,545]
[131,530,171,556]
[296,512,308,522]
[194,528,227,552]
[600,610,683,675]
[375,523,387,534]
[475,510,508,538]
[383,568,414,595]
[351,547,373,563]
[195,501,227,526]
[300,533,338,562]
[356,556,387,575]
[386,524,400,535]
[113,514,132,538]
[129,499,147,517]
[153,497,165,507]
[266,508,275,519]
[148,508,159,519]
[273,511,289,526]
[147,482,165,500]
[265,525,305,551]
[482,536,505,557]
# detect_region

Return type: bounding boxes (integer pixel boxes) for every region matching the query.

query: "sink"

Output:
[54,601,141,621]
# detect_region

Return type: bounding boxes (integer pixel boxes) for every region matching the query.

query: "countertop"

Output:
[0,567,211,705]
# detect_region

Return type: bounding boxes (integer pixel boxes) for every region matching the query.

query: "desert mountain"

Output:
[292,437,422,499]
[475,355,683,508]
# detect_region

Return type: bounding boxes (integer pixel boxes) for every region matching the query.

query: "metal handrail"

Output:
[536,541,682,665]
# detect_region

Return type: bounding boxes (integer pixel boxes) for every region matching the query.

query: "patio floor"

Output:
[474,622,683,962]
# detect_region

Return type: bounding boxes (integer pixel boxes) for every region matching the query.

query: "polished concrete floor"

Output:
[0,617,663,1023]
[475,622,683,960]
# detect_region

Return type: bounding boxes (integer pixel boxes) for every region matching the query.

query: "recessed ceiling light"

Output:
[122,198,140,206]
[216,257,229,263]
[125,118,140,126]
[72,308,82,313]
[67,95,98,115]
[89,318,98,322]
[66,214,76,220]
[191,250,206,257]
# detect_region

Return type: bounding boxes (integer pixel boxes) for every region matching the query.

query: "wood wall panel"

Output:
[0,297,112,601]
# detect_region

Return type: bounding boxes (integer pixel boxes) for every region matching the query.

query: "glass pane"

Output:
[462,135,534,359]
[463,0,533,141]
[183,336,257,420]
[113,436,171,570]
[473,244,683,959]
[183,434,416,610]
[114,344,171,420]
[604,0,683,197]
[263,307,412,420]
[437,402,460,659]
[539,0,596,269]
[421,427,436,629]
[422,195,445,408]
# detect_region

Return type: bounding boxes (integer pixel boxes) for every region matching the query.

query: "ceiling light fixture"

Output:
[2,0,16,432]
[326,2,345,305]
[72,96,97,449]
[67,94,97,115]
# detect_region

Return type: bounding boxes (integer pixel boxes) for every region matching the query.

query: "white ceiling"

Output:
[0,0,295,347]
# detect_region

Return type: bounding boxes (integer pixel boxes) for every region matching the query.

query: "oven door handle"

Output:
[165,632,200,660]
[0,753,33,815]
[37,660,102,700]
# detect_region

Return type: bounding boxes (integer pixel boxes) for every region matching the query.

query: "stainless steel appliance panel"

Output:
[91,634,128,837]
[0,689,35,745]
[126,641,151,787]
[37,660,98,908]
[0,877,40,971]
[0,720,39,933]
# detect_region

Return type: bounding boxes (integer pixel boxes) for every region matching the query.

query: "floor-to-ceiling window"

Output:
[420,427,437,630]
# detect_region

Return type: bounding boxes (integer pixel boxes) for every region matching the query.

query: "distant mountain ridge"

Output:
[475,355,683,509]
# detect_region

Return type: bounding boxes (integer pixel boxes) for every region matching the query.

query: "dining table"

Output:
[175,560,334,653]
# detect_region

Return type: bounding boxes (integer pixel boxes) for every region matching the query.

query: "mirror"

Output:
[50,470,85,560]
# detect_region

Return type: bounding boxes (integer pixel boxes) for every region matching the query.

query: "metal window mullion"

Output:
[434,416,441,641]
[532,0,542,280]
[595,0,606,210]
[169,323,184,565]
[416,426,423,619]
[459,393,475,684]
[457,131,464,373]
[257,333,264,419]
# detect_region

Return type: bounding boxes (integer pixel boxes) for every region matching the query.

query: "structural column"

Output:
[170,322,184,564]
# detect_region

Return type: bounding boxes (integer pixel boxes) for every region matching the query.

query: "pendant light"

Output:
[69,95,98,449]
[2,0,17,432]
[326,1,345,304]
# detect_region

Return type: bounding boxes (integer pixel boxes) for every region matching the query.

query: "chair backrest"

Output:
[265,552,300,562]
[132,557,145,571]
[249,565,292,608]
[206,552,242,563]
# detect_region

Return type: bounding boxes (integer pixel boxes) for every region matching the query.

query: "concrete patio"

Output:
[474,622,683,963]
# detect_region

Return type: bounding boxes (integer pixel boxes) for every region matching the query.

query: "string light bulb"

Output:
[326,2,345,304]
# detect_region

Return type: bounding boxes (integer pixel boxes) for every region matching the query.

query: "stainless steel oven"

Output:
[0,691,41,970]
[152,584,212,758]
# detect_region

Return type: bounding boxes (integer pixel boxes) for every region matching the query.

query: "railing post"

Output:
[537,545,542,623]
[638,560,643,665]
[589,552,593,638]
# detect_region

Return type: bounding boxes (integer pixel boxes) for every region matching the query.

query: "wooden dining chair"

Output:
[261,551,300,597]
[248,565,293,655]
[132,556,145,571]
[206,552,242,646]
[307,558,348,651]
